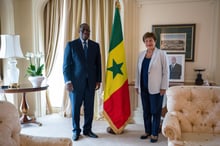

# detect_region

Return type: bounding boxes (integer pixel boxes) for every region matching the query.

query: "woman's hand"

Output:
[160,89,166,96]
[135,88,139,94]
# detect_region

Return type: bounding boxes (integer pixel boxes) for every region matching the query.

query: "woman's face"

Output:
[144,37,156,50]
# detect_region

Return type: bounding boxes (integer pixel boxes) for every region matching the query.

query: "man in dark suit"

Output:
[169,56,182,79]
[63,23,102,141]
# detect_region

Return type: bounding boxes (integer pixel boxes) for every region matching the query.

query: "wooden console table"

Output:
[0,85,49,126]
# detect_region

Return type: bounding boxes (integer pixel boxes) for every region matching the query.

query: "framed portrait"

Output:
[167,54,185,82]
[160,33,186,52]
[152,24,196,61]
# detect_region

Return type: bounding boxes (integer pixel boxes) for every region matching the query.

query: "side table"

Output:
[0,85,49,126]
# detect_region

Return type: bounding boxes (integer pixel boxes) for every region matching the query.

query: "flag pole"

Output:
[115,0,120,9]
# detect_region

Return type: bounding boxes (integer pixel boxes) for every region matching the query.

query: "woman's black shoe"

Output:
[150,135,158,143]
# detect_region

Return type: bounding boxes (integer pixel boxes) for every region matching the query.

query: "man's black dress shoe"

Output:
[83,131,98,138]
[140,133,150,139]
[72,134,79,141]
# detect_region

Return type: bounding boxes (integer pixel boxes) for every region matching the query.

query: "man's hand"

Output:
[95,82,101,90]
[66,82,74,92]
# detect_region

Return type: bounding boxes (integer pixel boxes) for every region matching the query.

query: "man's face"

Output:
[79,24,90,40]
[171,57,176,64]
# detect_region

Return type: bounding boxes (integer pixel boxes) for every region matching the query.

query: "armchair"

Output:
[0,101,72,146]
[162,86,220,146]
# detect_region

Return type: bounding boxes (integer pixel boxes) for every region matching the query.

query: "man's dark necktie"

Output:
[83,41,88,58]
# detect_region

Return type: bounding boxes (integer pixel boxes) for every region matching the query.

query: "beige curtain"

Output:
[43,0,116,117]
[44,0,64,114]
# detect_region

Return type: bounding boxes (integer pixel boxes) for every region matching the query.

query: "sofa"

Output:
[162,86,220,146]
[0,101,72,146]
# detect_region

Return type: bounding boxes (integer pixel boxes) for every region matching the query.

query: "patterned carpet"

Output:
[21,114,168,146]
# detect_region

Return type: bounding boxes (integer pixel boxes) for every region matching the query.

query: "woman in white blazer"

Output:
[135,32,169,143]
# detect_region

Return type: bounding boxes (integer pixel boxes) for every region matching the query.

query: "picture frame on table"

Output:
[167,54,185,82]
[152,24,196,61]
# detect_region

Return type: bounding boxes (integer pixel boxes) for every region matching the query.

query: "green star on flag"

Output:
[107,59,123,79]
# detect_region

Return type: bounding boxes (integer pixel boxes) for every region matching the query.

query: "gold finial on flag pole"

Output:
[115,0,121,9]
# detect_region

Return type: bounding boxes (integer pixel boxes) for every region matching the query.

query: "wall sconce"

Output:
[0,34,24,87]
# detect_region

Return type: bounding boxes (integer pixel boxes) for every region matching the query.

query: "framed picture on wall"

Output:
[160,33,186,52]
[167,54,185,82]
[152,24,196,61]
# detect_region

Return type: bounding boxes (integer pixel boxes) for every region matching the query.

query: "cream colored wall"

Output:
[0,0,33,84]
[0,0,18,105]
[213,0,220,84]
[14,0,34,84]
[130,0,220,84]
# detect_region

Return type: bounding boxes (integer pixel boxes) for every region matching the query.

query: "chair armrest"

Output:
[162,112,181,140]
[20,134,72,146]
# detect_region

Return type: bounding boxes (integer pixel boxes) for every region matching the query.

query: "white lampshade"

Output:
[0,34,24,58]
[0,34,24,86]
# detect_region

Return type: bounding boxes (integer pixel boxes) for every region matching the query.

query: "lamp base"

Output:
[9,83,20,88]
[195,73,203,85]
[7,58,20,85]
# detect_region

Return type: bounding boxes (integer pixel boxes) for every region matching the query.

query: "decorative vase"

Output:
[28,76,45,88]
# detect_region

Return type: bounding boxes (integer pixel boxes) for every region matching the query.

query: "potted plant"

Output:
[25,52,45,87]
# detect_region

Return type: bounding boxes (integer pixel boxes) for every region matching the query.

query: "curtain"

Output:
[43,0,117,118]
[44,0,64,114]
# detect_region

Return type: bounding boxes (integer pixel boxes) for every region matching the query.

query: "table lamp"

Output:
[194,68,205,85]
[0,34,24,87]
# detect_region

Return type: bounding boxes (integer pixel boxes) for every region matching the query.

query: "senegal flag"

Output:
[103,2,131,134]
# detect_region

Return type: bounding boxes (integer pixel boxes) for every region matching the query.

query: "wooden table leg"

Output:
[19,92,42,126]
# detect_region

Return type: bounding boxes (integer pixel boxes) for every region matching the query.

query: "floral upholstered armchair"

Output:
[162,86,220,146]
[0,101,72,146]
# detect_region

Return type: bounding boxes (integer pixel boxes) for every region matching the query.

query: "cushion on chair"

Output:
[166,86,220,133]
[162,86,220,146]
[0,101,21,146]
[0,101,72,146]
[20,134,72,146]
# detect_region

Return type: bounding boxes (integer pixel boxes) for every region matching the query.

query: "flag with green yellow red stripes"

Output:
[103,1,131,134]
